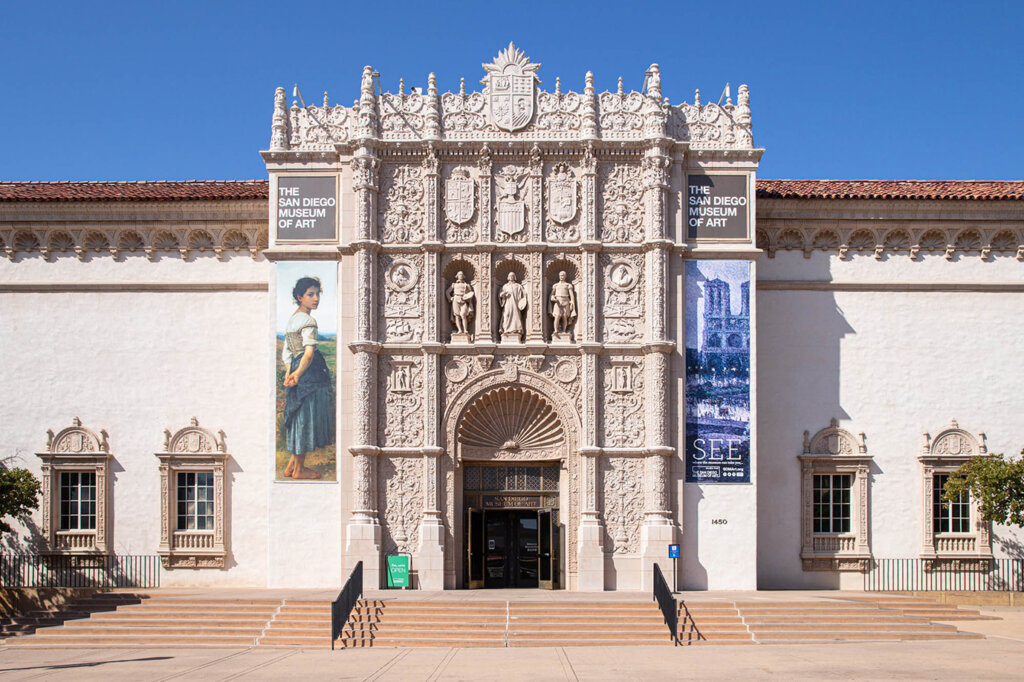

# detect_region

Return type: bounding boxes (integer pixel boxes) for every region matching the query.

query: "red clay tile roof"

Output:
[0,180,270,202]
[2,179,1022,202]
[756,179,1024,201]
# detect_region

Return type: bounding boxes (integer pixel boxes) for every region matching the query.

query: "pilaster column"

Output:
[527,251,544,343]
[477,249,494,343]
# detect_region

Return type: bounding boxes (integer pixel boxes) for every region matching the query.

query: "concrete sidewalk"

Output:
[2,633,1024,681]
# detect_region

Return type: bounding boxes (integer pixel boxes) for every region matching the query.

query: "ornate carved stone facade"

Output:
[264,43,760,591]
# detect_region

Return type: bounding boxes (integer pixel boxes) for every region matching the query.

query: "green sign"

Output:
[386,555,410,588]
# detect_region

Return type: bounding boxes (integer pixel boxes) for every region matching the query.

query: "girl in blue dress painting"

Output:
[282,276,334,480]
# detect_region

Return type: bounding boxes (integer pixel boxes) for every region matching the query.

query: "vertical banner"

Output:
[685,261,751,483]
[275,262,337,481]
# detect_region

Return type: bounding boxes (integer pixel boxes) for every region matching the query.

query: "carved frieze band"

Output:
[757,224,1024,260]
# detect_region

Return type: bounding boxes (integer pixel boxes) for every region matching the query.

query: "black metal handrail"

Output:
[678,598,706,645]
[331,561,363,650]
[653,562,678,646]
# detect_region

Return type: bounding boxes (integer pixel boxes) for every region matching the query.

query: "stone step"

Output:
[63,618,270,629]
[748,622,958,633]
[7,634,258,646]
[754,630,985,642]
[22,625,264,636]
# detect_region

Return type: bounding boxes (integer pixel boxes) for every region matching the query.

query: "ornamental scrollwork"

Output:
[601,456,643,554]
[601,357,645,448]
[379,357,424,447]
[600,164,644,243]
[379,455,423,555]
[379,164,425,244]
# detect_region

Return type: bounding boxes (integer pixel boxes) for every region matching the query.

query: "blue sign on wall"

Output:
[685,261,751,484]
[668,544,680,559]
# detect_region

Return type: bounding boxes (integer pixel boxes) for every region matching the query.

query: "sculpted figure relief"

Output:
[498,272,528,342]
[446,271,475,340]
[550,271,577,340]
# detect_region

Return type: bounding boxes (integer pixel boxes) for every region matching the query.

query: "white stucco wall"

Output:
[756,250,1024,589]
[0,252,272,586]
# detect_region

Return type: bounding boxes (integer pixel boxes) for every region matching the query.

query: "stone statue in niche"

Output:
[550,271,577,343]
[498,272,528,343]
[446,271,475,343]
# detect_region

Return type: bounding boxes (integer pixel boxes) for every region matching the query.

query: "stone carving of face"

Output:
[558,271,567,281]
[507,272,517,283]
[456,271,465,282]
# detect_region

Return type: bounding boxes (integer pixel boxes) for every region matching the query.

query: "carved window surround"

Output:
[799,419,871,572]
[36,418,112,555]
[918,420,992,570]
[155,418,230,569]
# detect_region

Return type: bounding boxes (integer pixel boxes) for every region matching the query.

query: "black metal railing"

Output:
[678,599,706,645]
[0,553,160,588]
[653,562,678,646]
[331,561,363,650]
[864,558,1024,592]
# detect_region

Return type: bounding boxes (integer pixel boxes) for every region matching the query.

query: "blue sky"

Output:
[2,1,1021,181]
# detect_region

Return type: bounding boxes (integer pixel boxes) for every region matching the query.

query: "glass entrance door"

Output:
[538,508,559,590]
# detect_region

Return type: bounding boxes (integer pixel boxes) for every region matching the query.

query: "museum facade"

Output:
[2,45,1023,591]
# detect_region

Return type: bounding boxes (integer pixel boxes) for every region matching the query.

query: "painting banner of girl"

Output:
[276,262,337,481]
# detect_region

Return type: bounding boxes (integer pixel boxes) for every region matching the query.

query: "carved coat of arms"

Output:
[547,163,577,224]
[444,169,474,225]
[482,42,540,132]
[495,169,526,238]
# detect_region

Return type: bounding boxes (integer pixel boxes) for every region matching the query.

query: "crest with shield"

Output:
[445,169,475,225]
[547,163,577,225]
[482,42,540,132]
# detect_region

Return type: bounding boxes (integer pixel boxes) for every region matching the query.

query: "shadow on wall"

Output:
[754,254,856,589]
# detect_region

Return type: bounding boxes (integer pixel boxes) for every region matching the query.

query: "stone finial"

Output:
[46,429,54,450]
[398,78,405,95]
[617,77,623,95]
[646,64,661,100]
[424,73,441,141]
[459,77,466,95]
[358,65,379,139]
[164,429,172,451]
[735,84,751,127]
[802,430,811,453]
[582,72,597,140]
[555,77,561,95]
[694,88,701,106]
[323,91,329,107]
[271,87,289,151]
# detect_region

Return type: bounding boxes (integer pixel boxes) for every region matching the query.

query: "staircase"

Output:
[1,593,994,649]
[5,594,280,647]
[678,596,991,645]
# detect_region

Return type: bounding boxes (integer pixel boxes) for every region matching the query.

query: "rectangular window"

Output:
[176,471,215,531]
[59,471,96,531]
[934,473,970,534]
[812,473,851,534]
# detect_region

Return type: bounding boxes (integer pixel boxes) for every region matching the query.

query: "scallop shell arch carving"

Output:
[803,418,865,455]
[458,386,564,453]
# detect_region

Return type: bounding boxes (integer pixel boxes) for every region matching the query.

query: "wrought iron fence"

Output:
[0,554,160,588]
[864,558,1024,592]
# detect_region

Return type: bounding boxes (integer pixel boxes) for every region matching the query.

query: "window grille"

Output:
[59,472,97,531]
[812,473,851,534]
[933,473,970,534]
[176,472,215,531]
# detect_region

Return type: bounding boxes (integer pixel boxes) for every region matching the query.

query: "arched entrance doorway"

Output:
[443,374,580,590]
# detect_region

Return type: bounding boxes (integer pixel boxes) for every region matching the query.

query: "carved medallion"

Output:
[553,359,578,383]
[482,42,540,132]
[386,259,419,292]
[608,260,637,291]
[445,169,475,225]
[547,164,577,225]
[445,358,470,384]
